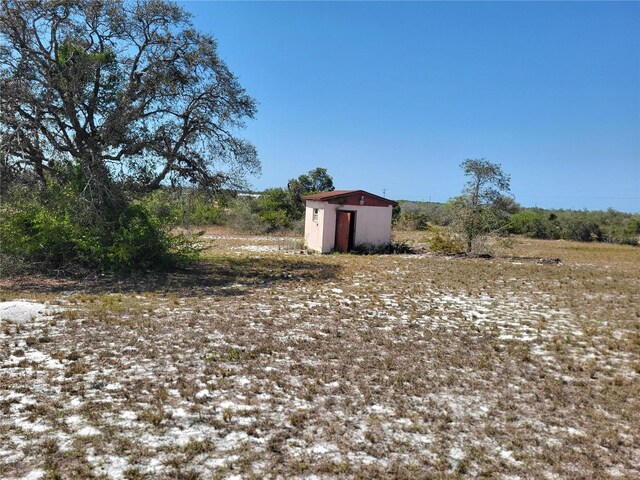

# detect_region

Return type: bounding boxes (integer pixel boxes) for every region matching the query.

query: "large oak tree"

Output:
[0,0,259,214]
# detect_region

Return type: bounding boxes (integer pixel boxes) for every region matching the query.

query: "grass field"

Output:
[1,229,638,479]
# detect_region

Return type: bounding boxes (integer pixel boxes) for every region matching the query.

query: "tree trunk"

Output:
[79,153,125,228]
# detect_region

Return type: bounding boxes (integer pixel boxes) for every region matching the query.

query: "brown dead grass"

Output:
[0,231,638,478]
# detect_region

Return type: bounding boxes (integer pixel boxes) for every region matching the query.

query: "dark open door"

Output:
[335,211,355,252]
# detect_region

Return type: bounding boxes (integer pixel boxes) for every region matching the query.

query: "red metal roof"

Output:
[303,190,397,206]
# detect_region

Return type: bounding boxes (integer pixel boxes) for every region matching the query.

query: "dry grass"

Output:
[0,231,638,479]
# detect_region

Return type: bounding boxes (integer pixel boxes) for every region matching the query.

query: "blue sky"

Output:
[181,1,640,212]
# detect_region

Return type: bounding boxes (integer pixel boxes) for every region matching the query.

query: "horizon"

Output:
[181,1,640,213]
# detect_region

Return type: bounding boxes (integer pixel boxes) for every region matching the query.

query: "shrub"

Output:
[224,189,306,233]
[624,218,640,236]
[349,241,416,255]
[223,197,269,233]
[107,204,198,272]
[507,208,638,245]
[509,210,557,239]
[0,185,197,274]
[0,201,73,265]
[141,189,224,227]
[561,217,603,242]
[428,231,465,254]
[258,209,289,230]
[256,188,299,230]
[394,212,431,231]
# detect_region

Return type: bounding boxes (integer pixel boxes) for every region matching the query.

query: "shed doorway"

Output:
[335,210,356,252]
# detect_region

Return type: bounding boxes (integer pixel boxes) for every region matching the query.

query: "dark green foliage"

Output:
[106,205,195,272]
[141,189,224,228]
[0,0,260,275]
[395,201,449,229]
[348,241,416,255]
[234,167,335,232]
[0,196,76,269]
[416,158,638,248]
[223,197,270,234]
[286,167,335,219]
[1,0,259,194]
[395,212,431,231]
[289,167,335,195]
[391,204,402,224]
[257,188,296,230]
[626,218,640,235]
[401,199,638,246]
[508,208,638,245]
[560,215,603,242]
[0,183,197,275]
[509,210,558,239]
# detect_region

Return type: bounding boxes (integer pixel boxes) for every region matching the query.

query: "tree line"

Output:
[1,1,636,275]
[141,167,334,234]
[396,197,640,246]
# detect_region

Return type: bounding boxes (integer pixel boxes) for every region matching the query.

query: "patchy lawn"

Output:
[1,231,638,479]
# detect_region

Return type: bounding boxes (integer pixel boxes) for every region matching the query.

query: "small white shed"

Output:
[303,190,397,253]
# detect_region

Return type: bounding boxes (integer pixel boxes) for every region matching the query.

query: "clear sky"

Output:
[180,1,640,212]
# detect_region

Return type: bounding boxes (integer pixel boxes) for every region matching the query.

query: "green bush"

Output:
[0,200,77,269]
[507,208,638,245]
[106,205,180,271]
[508,210,559,239]
[560,217,603,242]
[396,201,449,226]
[625,218,640,236]
[224,188,304,233]
[141,189,223,227]
[223,197,269,234]
[0,185,197,274]
[255,188,300,230]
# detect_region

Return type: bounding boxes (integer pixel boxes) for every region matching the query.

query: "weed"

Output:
[222,408,233,423]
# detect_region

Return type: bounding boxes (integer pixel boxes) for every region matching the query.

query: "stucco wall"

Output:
[304,201,325,252]
[321,204,338,252]
[304,201,393,253]
[349,204,393,246]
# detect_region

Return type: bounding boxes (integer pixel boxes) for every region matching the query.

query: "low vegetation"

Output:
[1,228,638,478]
[508,208,640,244]
[0,183,198,276]
[397,201,639,246]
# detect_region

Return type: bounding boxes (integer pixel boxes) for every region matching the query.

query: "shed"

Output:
[303,190,397,253]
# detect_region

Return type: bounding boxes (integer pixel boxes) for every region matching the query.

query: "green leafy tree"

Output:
[0,0,257,271]
[257,188,293,230]
[250,167,334,231]
[292,167,335,194]
[447,159,514,252]
[287,167,335,218]
[624,218,640,236]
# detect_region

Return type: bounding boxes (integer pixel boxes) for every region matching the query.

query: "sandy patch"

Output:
[0,301,60,324]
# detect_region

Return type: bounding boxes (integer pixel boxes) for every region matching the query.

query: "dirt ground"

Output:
[1,229,638,479]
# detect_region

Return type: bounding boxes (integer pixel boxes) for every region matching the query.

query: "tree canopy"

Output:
[0,0,258,272]
[0,0,259,200]
[288,167,335,195]
[447,159,515,252]
[252,167,335,230]
[286,167,334,218]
